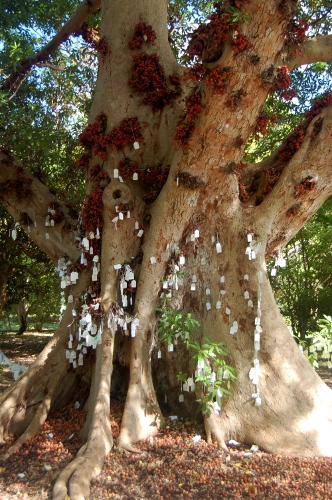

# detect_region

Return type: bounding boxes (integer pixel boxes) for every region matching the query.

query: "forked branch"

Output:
[287,34,332,71]
[0,150,80,264]
[256,106,332,256]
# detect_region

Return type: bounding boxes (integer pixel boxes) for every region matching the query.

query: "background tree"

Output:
[1,1,332,498]
[270,198,332,341]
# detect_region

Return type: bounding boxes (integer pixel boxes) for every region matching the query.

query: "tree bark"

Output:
[2,0,332,498]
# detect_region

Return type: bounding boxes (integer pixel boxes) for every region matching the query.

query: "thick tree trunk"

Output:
[2,0,332,499]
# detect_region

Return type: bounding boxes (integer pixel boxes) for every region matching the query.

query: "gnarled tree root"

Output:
[204,409,229,452]
[53,327,115,500]
[53,438,111,500]
[0,388,55,460]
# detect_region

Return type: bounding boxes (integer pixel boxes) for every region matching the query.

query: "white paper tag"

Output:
[133,141,139,149]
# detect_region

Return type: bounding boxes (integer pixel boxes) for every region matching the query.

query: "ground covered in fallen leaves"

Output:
[1,333,332,499]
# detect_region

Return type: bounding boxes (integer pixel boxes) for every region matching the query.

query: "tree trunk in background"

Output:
[16,299,29,335]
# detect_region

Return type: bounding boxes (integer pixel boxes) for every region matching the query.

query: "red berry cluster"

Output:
[252,111,277,139]
[292,20,308,43]
[78,25,109,62]
[275,65,292,90]
[186,2,252,62]
[239,183,250,202]
[169,74,181,87]
[288,20,309,55]
[206,66,232,94]
[186,10,233,61]
[175,92,202,148]
[261,91,332,197]
[275,65,297,100]
[81,161,110,234]
[263,165,284,194]
[278,126,305,162]
[231,34,252,53]
[128,22,157,50]
[48,202,64,224]
[183,63,208,82]
[184,63,231,94]
[79,112,108,156]
[142,165,170,187]
[286,203,301,217]
[129,53,181,111]
[77,151,91,170]
[106,116,143,149]
[118,158,139,178]
[96,37,109,62]
[282,89,297,101]
[118,157,170,201]
[304,92,332,121]
[141,165,170,202]
[88,164,110,185]
[234,161,247,180]
[263,126,306,193]
[81,187,104,233]
[294,177,316,197]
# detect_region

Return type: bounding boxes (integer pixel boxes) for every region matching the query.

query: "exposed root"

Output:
[0,388,54,460]
[204,410,229,452]
[53,444,109,500]
[118,444,143,453]
[118,364,163,449]
[52,327,115,500]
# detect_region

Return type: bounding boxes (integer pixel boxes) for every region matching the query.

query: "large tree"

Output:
[2,0,332,498]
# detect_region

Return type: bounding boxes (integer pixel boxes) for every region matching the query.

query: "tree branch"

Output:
[0,150,80,265]
[287,35,332,71]
[1,0,101,93]
[254,106,332,256]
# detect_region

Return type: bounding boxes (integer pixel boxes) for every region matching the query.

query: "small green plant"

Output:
[157,303,236,415]
[226,6,249,24]
[304,315,332,369]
